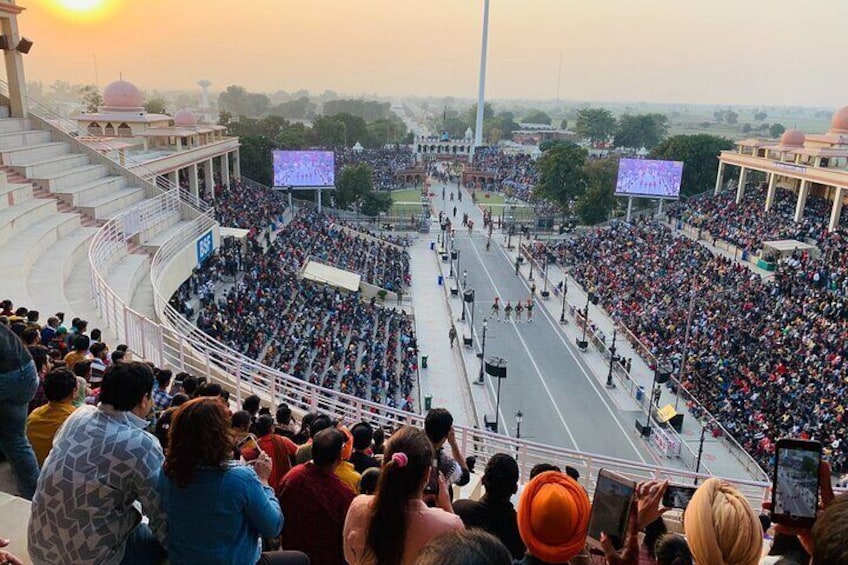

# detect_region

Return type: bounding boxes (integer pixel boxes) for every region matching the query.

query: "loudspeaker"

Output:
[463,336,472,347]
[668,413,684,433]
[576,339,588,350]
[485,357,507,379]
[484,414,498,433]
[635,419,652,438]
[16,37,33,54]
[463,289,475,303]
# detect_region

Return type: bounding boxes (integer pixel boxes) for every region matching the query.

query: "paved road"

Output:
[432,182,654,465]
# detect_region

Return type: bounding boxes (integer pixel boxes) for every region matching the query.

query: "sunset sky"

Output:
[17,0,848,107]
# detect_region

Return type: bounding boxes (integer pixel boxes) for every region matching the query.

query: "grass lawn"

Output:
[473,191,506,206]
[390,188,425,203]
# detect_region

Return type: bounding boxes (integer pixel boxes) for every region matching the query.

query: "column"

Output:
[233,149,241,179]
[317,188,322,213]
[828,187,844,232]
[1,16,28,118]
[168,169,178,189]
[204,159,215,200]
[735,167,747,204]
[764,173,777,212]
[794,179,809,223]
[220,153,230,189]
[188,163,199,201]
[714,162,725,195]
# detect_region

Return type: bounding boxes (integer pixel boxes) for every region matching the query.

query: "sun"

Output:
[55,0,105,11]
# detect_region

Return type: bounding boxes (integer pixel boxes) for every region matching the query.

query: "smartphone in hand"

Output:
[587,469,636,551]
[662,484,697,510]
[771,438,822,529]
[236,433,262,462]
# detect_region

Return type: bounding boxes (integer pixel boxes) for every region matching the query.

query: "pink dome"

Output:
[173,110,197,127]
[830,106,848,133]
[102,80,143,111]
[779,129,805,146]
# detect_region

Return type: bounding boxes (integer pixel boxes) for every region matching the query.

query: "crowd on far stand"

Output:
[470,146,539,200]
[4,306,848,565]
[538,217,848,473]
[175,211,417,411]
[335,146,416,191]
[214,179,290,235]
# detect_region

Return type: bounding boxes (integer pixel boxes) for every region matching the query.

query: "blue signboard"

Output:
[196,230,214,265]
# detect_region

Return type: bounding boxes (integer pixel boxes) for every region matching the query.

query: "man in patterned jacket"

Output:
[28,361,167,565]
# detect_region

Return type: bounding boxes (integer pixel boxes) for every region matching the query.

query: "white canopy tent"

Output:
[300,259,361,292]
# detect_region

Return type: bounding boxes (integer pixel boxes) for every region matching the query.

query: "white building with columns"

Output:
[73,79,240,201]
[715,106,848,231]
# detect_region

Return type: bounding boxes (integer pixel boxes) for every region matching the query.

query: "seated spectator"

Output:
[40,316,59,345]
[812,493,848,564]
[278,427,356,564]
[88,341,109,386]
[274,404,297,440]
[71,359,94,407]
[157,397,308,565]
[415,529,512,565]
[21,326,40,346]
[26,344,50,414]
[154,406,176,451]
[111,349,126,365]
[0,324,40,499]
[343,425,464,565]
[25,368,77,466]
[63,335,90,371]
[359,467,380,495]
[453,453,524,559]
[654,533,693,565]
[254,414,296,488]
[424,408,470,491]
[349,422,380,474]
[514,471,591,564]
[28,361,166,564]
[295,414,333,464]
[334,426,362,493]
[153,369,173,412]
[683,478,762,565]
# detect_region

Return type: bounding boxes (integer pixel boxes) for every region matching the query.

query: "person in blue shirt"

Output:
[157,397,308,565]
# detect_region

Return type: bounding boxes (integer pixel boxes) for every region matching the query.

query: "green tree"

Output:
[649,134,735,197]
[218,85,269,117]
[361,191,393,216]
[769,123,786,138]
[237,135,276,186]
[725,110,739,125]
[466,102,495,127]
[754,111,767,121]
[79,84,102,113]
[575,158,618,224]
[560,118,568,130]
[144,97,167,115]
[575,107,616,145]
[533,142,588,211]
[269,96,316,120]
[741,123,752,134]
[335,163,373,209]
[523,109,552,125]
[312,116,347,147]
[613,113,669,150]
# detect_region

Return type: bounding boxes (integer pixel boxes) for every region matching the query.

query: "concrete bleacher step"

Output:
[36,163,108,192]
[140,219,195,251]
[1,141,68,165]
[0,198,58,247]
[78,186,146,221]
[130,274,158,321]
[0,128,52,150]
[27,227,100,315]
[105,253,151,307]
[0,212,82,308]
[11,153,90,179]
[0,117,33,134]
[0,491,30,565]
[54,175,128,206]
[0,181,32,210]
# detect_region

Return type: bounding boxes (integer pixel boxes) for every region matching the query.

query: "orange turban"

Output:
[339,425,353,461]
[518,471,590,562]
[684,478,763,565]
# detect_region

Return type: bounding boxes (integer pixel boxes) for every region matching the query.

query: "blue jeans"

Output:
[120,523,167,565]
[0,360,39,499]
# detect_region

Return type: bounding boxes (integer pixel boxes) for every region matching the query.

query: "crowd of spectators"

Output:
[668,183,848,255]
[470,146,539,200]
[538,217,848,473]
[176,211,416,411]
[213,179,290,236]
[335,146,416,190]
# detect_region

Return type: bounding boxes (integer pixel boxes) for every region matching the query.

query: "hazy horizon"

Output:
[18,0,848,109]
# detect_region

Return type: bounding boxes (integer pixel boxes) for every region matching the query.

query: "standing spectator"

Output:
[343,425,464,565]
[448,326,457,348]
[231,410,252,449]
[295,414,333,465]
[25,368,77,466]
[277,428,356,564]
[274,404,297,440]
[349,422,380,474]
[254,414,296,489]
[157,397,308,565]
[334,426,362,493]
[152,369,173,412]
[424,408,470,491]
[0,323,39,499]
[243,394,261,420]
[453,453,524,558]
[28,362,167,564]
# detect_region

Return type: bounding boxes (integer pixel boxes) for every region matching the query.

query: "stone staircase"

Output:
[0,113,193,335]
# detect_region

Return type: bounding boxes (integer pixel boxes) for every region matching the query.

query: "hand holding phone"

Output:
[771,438,822,529]
[237,434,262,463]
[587,469,637,551]
[662,483,697,512]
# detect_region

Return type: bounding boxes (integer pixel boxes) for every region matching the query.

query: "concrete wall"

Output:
[155,225,220,302]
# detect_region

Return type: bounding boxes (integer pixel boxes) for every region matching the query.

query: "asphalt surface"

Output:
[433,184,653,465]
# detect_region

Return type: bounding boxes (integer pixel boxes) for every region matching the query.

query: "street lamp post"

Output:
[477,319,488,384]
[560,279,568,323]
[606,327,618,389]
[456,250,461,283]
[528,254,534,281]
[694,425,707,485]
[578,291,597,349]
[515,410,523,439]
[542,257,549,294]
[462,269,467,289]
[675,291,696,411]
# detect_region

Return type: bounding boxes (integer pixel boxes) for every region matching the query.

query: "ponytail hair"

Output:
[365,425,434,565]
